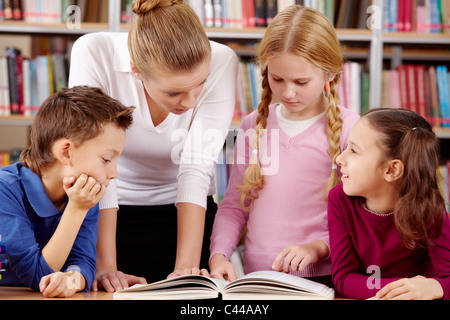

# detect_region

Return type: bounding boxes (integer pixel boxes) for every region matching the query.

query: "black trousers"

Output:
[116,196,217,283]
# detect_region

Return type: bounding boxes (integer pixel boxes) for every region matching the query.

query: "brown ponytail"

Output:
[128,0,210,77]
[364,108,446,248]
[132,0,182,14]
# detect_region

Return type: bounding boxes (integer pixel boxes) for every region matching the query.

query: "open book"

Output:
[113,271,335,300]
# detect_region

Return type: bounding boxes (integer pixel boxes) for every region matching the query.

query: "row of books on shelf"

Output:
[0,47,67,117]
[0,149,21,168]
[2,0,449,34]
[0,0,109,24]
[383,0,450,33]
[186,0,347,28]
[234,58,450,128]
[185,0,450,33]
[381,64,450,128]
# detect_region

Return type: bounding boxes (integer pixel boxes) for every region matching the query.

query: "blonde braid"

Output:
[237,69,272,210]
[325,79,342,198]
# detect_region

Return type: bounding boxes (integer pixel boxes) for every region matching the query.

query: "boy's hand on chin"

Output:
[63,174,106,211]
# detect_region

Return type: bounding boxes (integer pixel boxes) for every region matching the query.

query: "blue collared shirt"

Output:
[0,162,99,292]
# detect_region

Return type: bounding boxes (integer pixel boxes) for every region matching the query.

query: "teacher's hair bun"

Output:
[132,0,183,15]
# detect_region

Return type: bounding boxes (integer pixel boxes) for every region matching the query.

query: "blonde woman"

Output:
[69,0,238,291]
[209,5,359,286]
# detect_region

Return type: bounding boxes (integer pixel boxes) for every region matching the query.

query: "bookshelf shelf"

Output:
[0,115,34,126]
[434,128,450,140]
[383,32,450,45]
[0,1,449,148]
[119,25,375,42]
[3,23,449,45]
[0,21,110,35]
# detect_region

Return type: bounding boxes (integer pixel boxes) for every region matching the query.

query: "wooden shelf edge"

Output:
[0,21,110,35]
[434,127,450,139]
[0,115,34,126]
[2,21,449,44]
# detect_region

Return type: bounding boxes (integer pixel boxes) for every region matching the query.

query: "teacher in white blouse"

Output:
[69,0,238,291]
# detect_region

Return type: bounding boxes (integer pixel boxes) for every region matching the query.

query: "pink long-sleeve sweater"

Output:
[210,103,360,278]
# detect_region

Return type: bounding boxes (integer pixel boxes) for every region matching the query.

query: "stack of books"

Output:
[0,149,21,168]
[0,0,109,24]
[383,0,450,33]
[0,47,67,117]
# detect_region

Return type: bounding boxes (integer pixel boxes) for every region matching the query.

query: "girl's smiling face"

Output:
[336,118,388,200]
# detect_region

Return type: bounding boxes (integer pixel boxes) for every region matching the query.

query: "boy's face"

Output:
[67,123,126,187]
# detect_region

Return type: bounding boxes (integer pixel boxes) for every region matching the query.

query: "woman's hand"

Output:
[92,270,147,292]
[167,267,210,279]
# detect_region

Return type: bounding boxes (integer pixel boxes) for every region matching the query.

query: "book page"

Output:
[222,271,334,299]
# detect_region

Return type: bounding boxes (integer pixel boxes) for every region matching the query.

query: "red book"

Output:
[415,65,427,119]
[15,51,24,114]
[403,0,413,32]
[397,65,409,110]
[406,64,417,113]
[397,0,405,31]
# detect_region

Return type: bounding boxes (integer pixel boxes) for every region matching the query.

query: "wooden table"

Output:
[0,286,359,319]
[0,286,114,300]
[0,286,350,300]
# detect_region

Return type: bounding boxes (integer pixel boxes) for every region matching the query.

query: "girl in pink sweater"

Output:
[209,5,359,285]
[328,108,450,299]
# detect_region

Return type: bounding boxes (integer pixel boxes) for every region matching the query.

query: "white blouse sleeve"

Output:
[176,42,239,209]
[68,33,119,209]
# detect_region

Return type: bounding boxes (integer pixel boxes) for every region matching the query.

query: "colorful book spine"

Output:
[437,66,450,127]
[5,47,21,115]
[0,1,4,20]
[0,41,70,117]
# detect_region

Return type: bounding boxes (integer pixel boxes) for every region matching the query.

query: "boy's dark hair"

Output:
[20,86,134,175]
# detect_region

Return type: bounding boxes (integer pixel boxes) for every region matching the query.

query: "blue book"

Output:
[215,148,229,203]
[0,0,3,21]
[430,0,442,33]
[436,66,450,128]
[387,0,398,32]
[29,59,39,114]
[248,62,259,110]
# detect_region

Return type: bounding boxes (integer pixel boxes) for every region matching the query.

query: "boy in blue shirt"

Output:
[0,86,134,298]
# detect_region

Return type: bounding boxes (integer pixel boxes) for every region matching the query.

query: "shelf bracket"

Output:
[369,0,384,109]
[108,0,122,32]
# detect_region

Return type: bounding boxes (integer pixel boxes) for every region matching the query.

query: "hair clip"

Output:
[331,164,338,170]
[252,148,258,155]
[412,127,418,131]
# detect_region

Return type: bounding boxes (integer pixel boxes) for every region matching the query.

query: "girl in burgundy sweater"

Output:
[328,108,450,300]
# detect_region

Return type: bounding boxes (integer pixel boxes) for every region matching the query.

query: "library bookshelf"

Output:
[0,0,449,155]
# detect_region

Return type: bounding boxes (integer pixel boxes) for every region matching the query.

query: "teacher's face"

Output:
[137,60,211,116]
